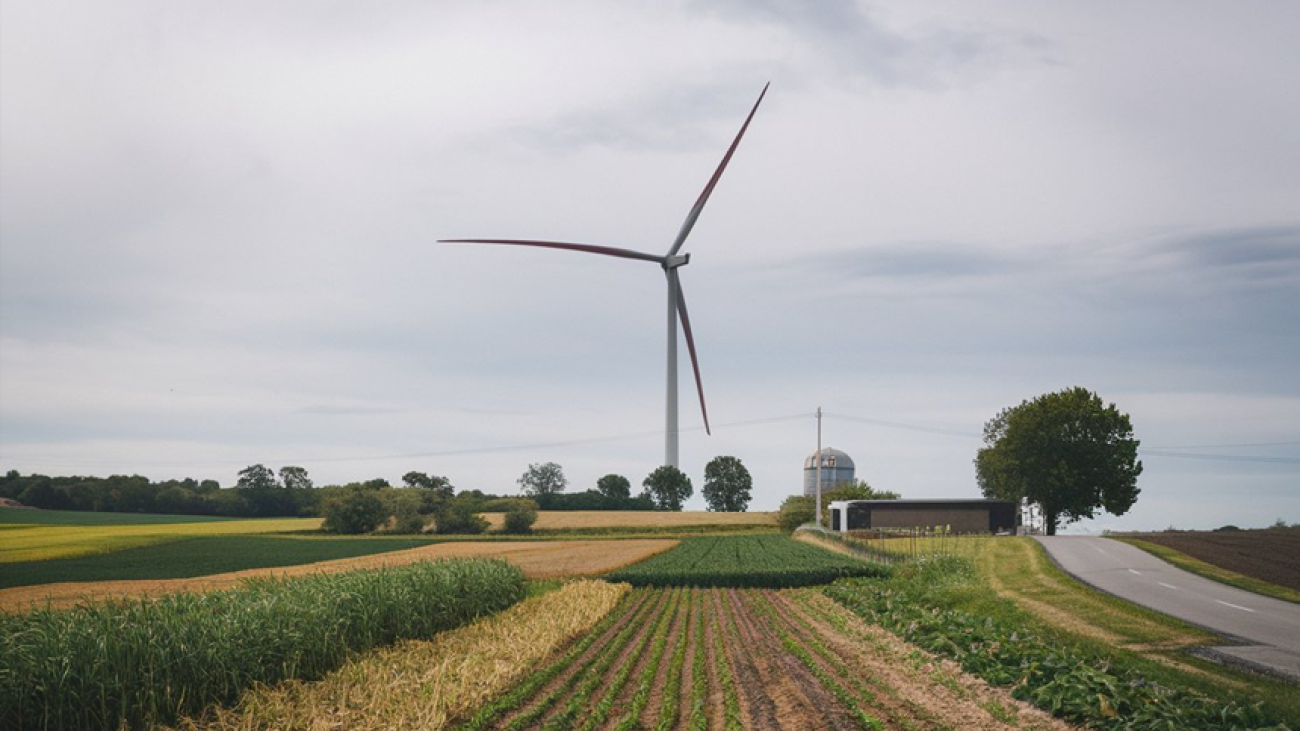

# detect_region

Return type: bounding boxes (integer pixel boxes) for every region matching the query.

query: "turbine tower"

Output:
[441,83,769,468]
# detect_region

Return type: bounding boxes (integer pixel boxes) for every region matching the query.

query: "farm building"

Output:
[828,499,1019,534]
[803,448,855,497]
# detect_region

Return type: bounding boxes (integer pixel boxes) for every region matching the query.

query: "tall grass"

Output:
[0,558,525,731]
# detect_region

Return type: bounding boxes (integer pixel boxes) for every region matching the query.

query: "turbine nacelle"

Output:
[662,254,690,270]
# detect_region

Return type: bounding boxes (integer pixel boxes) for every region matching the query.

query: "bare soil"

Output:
[1123,527,1300,591]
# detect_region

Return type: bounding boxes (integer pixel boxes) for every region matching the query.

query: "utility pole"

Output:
[815,406,823,529]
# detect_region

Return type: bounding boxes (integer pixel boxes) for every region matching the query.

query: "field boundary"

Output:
[1113,537,1300,604]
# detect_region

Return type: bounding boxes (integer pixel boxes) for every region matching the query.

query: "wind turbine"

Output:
[440,83,769,468]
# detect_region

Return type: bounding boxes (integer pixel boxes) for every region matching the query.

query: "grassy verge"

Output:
[1,558,526,731]
[1113,537,1300,604]
[825,557,1297,729]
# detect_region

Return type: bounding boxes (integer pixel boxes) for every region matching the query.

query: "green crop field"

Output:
[0,535,454,590]
[1,558,526,731]
[604,534,888,588]
[0,516,322,563]
[0,507,234,526]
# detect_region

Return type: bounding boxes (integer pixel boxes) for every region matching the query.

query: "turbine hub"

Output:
[663,253,690,270]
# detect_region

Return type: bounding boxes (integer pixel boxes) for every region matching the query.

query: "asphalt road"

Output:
[1036,535,1300,680]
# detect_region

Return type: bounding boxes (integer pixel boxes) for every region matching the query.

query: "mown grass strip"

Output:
[2,558,525,731]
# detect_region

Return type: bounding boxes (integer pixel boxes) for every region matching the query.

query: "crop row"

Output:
[455,582,1029,730]
[604,534,889,588]
[824,556,1291,731]
[176,579,628,730]
[0,558,526,731]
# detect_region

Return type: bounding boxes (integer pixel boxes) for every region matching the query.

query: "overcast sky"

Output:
[3,1,1298,530]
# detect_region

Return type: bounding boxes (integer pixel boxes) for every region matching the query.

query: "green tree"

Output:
[322,486,387,534]
[500,498,540,534]
[402,471,454,499]
[701,456,753,512]
[236,464,279,490]
[434,501,489,534]
[976,386,1142,535]
[379,489,428,534]
[518,462,567,497]
[279,466,313,491]
[642,465,693,511]
[596,473,631,499]
[777,495,814,532]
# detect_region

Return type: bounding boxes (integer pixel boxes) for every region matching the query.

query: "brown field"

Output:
[479,510,777,530]
[0,539,676,613]
[1120,527,1300,591]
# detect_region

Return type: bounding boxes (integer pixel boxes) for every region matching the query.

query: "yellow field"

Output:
[0,517,322,563]
[480,510,777,530]
[0,539,675,613]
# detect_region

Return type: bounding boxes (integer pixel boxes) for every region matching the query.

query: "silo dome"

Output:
[803,448,856,497]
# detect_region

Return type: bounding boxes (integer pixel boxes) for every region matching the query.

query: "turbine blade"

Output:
[667,82,769,258]
[675,280,711,436]
[439,238,664,264]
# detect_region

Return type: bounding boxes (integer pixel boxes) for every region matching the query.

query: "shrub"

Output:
[500,499,539,534]
[435,501,489,535]
[777,495,814,531]
[322,486,387,534]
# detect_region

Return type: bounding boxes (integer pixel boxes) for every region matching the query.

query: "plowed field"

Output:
[1121,527,1300,591]
[461,586,1072,731]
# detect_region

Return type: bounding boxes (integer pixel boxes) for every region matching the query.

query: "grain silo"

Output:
[803,448,855,497]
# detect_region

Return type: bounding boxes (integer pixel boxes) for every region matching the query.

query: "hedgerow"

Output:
[824,556,1291,731]
[1,558,526,731]
[605,534,888,588]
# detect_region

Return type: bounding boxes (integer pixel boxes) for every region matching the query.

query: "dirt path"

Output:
[0,539,676,613]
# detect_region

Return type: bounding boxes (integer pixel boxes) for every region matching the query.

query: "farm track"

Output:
[459,586,1075,731]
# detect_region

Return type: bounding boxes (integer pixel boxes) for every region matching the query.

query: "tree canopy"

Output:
[642,465,693,511]
[976,386,1142,535]
[518,462,567,497]
[596,473,631,499]
[702,456,753,512]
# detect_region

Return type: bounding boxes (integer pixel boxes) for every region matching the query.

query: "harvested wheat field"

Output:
[0,539,675,613]
[480,510,777,531]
